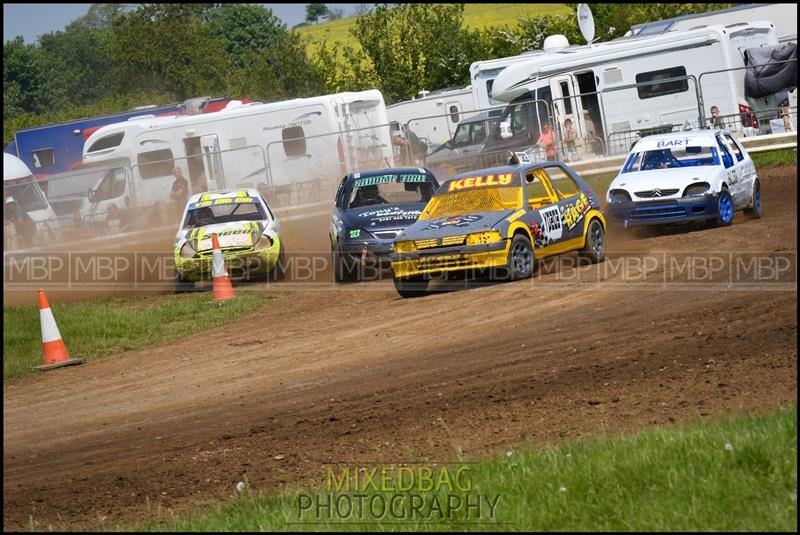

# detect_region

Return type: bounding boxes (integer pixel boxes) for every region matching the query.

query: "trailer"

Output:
[386,86,477,147]
[79,90,393,219]
[4,97,234,182]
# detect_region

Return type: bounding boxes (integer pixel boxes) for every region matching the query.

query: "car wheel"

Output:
[393,275,429,298]
[714,187,734,227]
[267,245,286,282]
[333,245,356,283]
[502,234,534,281]
[579,219,605,264]
[174,273,195,294]
[743,179,762,219]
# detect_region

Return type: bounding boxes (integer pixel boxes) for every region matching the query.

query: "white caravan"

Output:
[3,153,62,247]
[387,87,477,147]
[628,3,797,45]
[479,22,783,157]
[79,90,393,218]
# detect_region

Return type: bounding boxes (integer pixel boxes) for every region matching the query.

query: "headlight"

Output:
[683,182,710,197]
[180,241,196,259]
[608,189,631,203]
[254,234,273,249]
[394,240,416,253]
[466,231,503,245]
[348,228,362,239]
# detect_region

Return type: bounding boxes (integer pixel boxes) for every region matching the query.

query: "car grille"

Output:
[198,245,254,257]
[629,204,686,220]
[416,255,472,270]
[372,229,402,240]
[635,188,679,198]
[414,235,467,249]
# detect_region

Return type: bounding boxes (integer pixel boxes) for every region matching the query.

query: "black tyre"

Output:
[713,187,734,227]
[267,246,286,282]
[333,246,356,283]
[501,234,534,281]
[579,219,605,264]
[174,273,195,294]
[742,179,762,219]
[394,276,429,298]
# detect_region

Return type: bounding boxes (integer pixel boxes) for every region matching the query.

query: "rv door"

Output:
[200,134,225,190]
[549,75,585,139]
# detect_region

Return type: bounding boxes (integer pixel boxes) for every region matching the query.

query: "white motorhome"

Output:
[480,21,783,158]
[80,90,393,218]
[628,3,797,45]
[387,87,477,147]
[3,153,61,248]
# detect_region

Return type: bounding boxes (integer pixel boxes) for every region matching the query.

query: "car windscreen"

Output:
[347,173,436,209]
[183,199,265,229]
[4,176,49,212]
[622,146,720,173]
[420,175,522,220]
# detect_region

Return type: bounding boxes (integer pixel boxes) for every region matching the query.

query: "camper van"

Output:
[79,90,393,219]
[482,21,784,158]
[3,153,61,249]
[387,87,477,147]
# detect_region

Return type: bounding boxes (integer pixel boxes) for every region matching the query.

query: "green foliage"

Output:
[588,3,732,41]
[207,4,287,68]
[306,3,330,24]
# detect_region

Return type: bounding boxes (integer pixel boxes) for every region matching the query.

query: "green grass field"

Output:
[2,290,273,380]
[130,405,796,531]
[297,4,572,53]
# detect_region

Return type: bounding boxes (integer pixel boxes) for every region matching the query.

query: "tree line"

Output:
[4,3,728,145]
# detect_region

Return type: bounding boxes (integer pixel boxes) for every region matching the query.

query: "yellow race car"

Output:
[391,161,606,297]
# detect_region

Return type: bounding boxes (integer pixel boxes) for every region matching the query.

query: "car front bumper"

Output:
[391,240,510,279]
[338,239,395,267]
[606,195,719,227]
[174,236,282,281]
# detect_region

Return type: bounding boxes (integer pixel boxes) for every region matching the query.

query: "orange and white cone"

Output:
[211,233,236,302]
[35,289,83,371]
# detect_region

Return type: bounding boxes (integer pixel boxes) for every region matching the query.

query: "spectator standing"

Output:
[710,106,724,129]
[536,122,558,161]
[106,203,131,234]
[4,196,36,248]
[170,167,190,219]
[562,118,578,161]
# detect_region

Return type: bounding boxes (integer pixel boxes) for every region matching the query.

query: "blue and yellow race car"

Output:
[391,162,606,297]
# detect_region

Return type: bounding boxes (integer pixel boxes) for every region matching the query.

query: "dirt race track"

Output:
[3,166,797,531]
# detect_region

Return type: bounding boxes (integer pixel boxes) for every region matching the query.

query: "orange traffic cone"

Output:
[211,233,236,302]
[35,289,84,371]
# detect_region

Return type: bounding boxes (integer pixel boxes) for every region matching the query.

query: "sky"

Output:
[3,3,369,44]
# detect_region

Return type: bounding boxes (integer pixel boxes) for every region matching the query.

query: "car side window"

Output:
[526,169,557,209]
[716,137,734,169]
[543,165,580,199]
[453,124,471,147]
[472,122,487,145]
[723,134,744,162]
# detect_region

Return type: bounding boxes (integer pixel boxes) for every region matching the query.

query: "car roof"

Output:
[632,129,729,151]
[186,188,261,205]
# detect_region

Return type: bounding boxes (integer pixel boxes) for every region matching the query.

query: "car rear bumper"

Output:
[606,195,719,227]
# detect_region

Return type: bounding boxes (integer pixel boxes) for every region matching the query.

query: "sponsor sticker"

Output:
[447,173,513,192]
[353,173,428,188]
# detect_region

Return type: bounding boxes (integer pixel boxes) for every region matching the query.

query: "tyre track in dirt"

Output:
[3,166,797,531]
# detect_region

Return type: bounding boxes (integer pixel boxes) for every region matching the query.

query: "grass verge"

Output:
[751,147,797,168]
[133,405,796,531]
[3,290,274,380]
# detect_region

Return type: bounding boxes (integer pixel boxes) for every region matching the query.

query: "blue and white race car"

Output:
[606,130,761,229]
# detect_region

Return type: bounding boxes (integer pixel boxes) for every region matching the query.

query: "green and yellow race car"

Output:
[173,189,284,292]
[391,161,606,297]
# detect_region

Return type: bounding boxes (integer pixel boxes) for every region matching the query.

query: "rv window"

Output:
[486,80,497,105]
[282,126,307,157]
[559,82,573,115]
[635,67,688,99]
[449,106,460,124]
[87,132,124,153]
[31,149,55,169]
[137,149,175,179]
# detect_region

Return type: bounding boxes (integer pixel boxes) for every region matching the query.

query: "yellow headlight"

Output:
[466,231,503,245]
[394,240,417,253]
